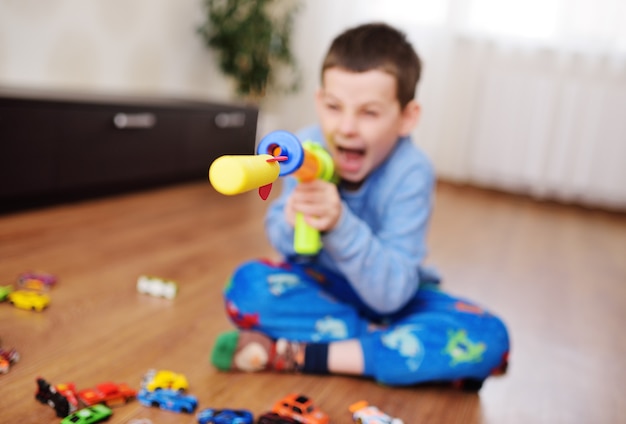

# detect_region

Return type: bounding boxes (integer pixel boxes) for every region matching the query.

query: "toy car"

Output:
[18,271,58,287]
[257,412,300,424]
[60,404,113,424]
[197,407,254,424]
[0,347,20,373]
[142,369,189,391]
[7,289,50,311]
[77,381,137,406]
[137,275,178,299]
[56,382,79,409]
[35,377,75,418]
[137,388,197,413]
[272,394,329,424]
[0,285,13,301]
[348,400,404,424]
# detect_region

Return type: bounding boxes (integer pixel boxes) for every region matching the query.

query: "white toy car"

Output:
[349,401,404,424]
[137,275,177,299]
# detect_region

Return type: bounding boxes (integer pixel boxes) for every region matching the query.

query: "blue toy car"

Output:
[197,408,254,424]
[137,388,197,413]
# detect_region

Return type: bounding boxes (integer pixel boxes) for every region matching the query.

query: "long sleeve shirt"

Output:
[265,125,436,316]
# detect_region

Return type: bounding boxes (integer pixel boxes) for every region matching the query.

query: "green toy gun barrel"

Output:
[292,141,336,255]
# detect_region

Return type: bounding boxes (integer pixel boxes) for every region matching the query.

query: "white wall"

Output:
[0,0,234,101]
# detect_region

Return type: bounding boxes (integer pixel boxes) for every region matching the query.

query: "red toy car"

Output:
[0,347,20,374]
[78,381,137,406]
[271,394,329,424]
[56,382,79,409]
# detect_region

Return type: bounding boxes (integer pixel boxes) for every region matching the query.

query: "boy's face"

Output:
[316,67,419,187]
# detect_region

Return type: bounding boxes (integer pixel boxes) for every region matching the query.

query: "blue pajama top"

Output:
[264,124,436,315]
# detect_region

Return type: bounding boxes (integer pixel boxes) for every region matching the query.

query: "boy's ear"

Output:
[399,100,421,137]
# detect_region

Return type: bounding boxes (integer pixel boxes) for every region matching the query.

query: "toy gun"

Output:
[209,130,336,255]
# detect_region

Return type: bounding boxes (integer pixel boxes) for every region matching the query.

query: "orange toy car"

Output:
[77,381,137,406]
[272,393,329,424]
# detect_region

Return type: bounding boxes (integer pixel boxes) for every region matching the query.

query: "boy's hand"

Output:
[285,180,342,232]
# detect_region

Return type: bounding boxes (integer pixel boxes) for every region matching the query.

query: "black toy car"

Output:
[35,377,74,418]
[257,412,300,424]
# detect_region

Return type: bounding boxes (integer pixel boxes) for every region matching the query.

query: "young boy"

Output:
[211,22,509,389]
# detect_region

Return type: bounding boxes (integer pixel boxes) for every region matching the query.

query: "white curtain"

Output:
[312,0,626,210]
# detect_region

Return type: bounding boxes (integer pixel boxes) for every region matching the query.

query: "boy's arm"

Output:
[322,164,434,314]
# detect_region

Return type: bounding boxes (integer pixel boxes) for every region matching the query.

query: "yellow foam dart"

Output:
[208,154,281,199]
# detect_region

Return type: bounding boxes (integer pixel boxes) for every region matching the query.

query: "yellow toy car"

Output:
[7,289,50,311]
[142,369,188,392]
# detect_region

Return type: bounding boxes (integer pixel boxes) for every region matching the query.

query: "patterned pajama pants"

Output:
[222,259,510,387]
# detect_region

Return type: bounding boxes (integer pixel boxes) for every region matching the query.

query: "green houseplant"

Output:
[197,0,302,101]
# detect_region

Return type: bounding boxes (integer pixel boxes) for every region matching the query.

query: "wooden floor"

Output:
[0,180,624,424]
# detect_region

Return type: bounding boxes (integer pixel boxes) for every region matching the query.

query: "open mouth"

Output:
[336,146,366,173]
[337,146,365,159]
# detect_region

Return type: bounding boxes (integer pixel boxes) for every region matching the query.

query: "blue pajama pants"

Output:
[222,259,510,386]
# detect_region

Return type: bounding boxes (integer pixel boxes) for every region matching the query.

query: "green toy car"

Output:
[0,285,13,301]
[61,404,112,424]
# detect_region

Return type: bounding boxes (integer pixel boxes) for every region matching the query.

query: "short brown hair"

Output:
[321,22,422,108]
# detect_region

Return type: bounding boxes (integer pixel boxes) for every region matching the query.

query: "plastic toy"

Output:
[271,393,329,424]
[7,289,50,311]
[208,130,337,255]
[0,346,20,374]
[136,275,178,299]
[257,412,300,424]
[60,404,113,424]
[35,377,75,418]
[348,400,404,424]
[142,369,189,391]
[137,388,198,413]
[196,407,254,424]
[56,382,79,409]
[0,285,13,301]
[18,278,48,292]
[18,271,57,288]
[77,381,137,406]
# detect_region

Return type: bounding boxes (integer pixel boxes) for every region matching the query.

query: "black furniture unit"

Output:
[0,89,258,213]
